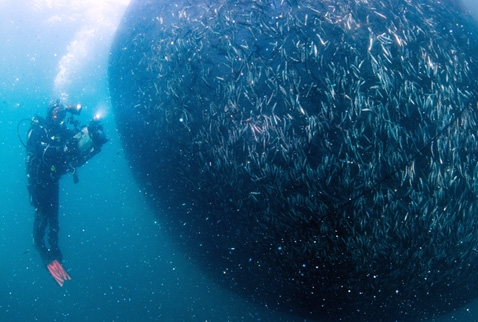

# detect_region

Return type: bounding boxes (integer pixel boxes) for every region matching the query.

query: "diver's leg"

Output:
[47,181,63,262]
[48,214,62,262]
[30,177,52,265]
[33,210,50,265]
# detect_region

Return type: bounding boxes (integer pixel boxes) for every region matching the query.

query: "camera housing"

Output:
[69,118,108,168]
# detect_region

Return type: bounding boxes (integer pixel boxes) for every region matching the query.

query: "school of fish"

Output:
[109,0,478,320]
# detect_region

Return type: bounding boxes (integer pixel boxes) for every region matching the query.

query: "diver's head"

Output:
[46,99,66,123]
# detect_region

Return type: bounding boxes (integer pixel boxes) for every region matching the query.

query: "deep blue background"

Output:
[1,1,478,321]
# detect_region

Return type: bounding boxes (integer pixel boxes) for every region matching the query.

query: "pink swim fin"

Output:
[47,260,72,287]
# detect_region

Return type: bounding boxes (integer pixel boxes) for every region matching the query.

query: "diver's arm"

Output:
[40,128,76,164]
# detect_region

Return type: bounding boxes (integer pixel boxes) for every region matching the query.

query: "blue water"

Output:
[1,1,478,321]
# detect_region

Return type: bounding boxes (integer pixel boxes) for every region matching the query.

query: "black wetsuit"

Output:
[26,116,74,265]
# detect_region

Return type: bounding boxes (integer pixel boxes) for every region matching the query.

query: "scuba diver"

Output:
[24,99,107,286]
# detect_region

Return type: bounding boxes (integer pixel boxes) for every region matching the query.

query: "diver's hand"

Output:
[63,139,78,156]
